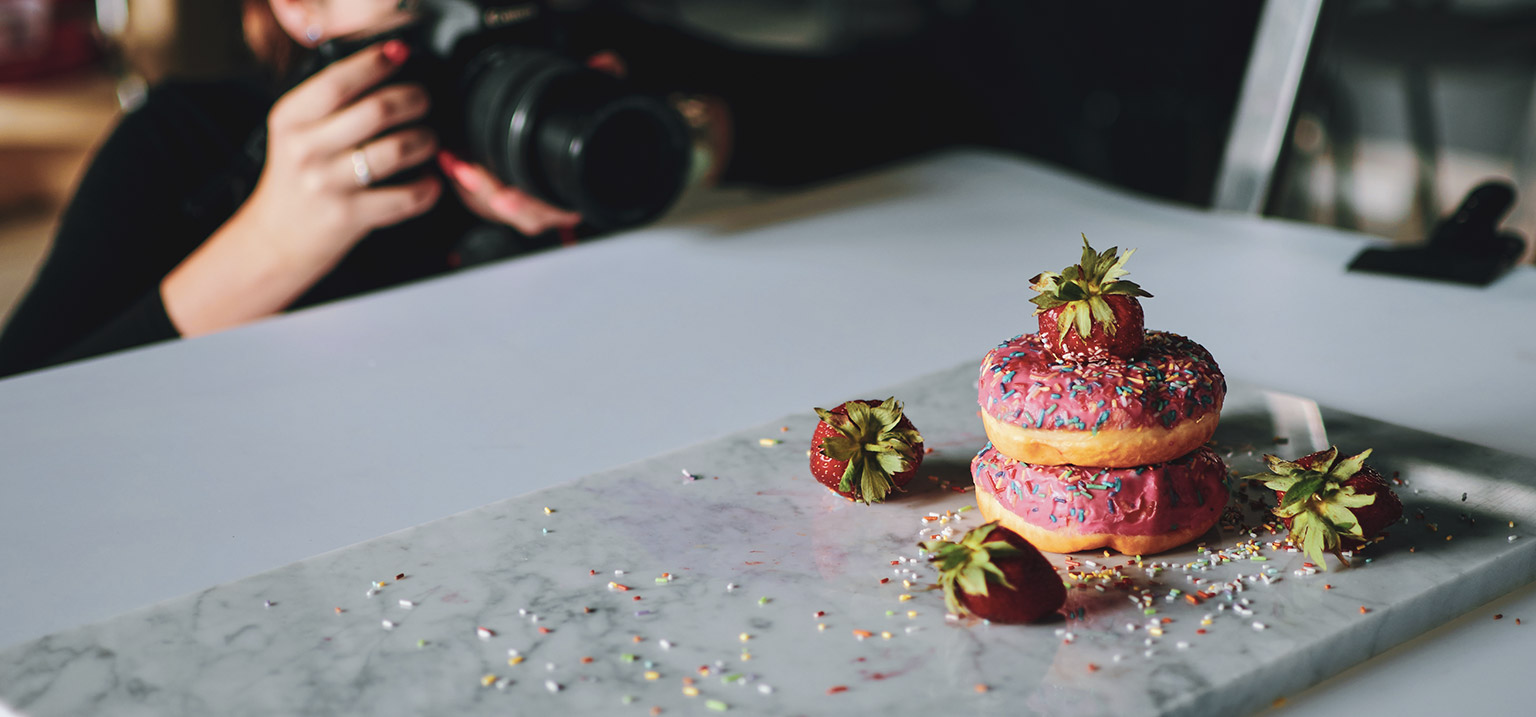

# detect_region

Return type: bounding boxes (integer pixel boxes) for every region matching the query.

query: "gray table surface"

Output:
[3,149,1534,714]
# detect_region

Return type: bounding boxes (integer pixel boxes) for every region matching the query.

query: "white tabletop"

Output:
[3,149,1533,713]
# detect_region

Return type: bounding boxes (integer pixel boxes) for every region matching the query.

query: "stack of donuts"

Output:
[972,238,1229,555]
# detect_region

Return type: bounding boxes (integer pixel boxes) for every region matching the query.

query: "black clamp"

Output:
[1348,181,1527,286]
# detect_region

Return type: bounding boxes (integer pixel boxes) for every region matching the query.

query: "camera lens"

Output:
[462,47,690,231]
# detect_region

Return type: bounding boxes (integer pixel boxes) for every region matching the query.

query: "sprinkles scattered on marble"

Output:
[286,431,1525,711]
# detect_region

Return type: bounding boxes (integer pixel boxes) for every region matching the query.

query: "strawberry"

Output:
[920,522,1065,624]
[1029,234,1153,361]
[810,397,923,503]
[1240,447,1403,569]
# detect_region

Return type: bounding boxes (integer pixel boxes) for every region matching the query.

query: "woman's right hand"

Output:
[163,40,441,336]
[253,39,441,266]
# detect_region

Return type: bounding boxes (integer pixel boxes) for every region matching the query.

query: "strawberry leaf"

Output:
[1301,447,1339,471]
[1279,474,1326,509]
[1265,477,1305,492]
[1087,296,1116,335]
[1292,512,1335,570]
[1263,454,1305,475]
[871,405,902,433]
[964,523,999,544]
[956,566,989,597]
[1333,487,1377,509]
[1095,244,1117,269]
[1228,472,1302,494]
[1103,280,1152,298]
[1079,237,1101,272]
[941,583,963,614]
[978,559,1011,587]
[1055,308,1074,341]
[820,435,861,462]
[1319,501,1366,539]
[1057,281,1087,302]
[874,449,911,476]
[1103,246,1135,280]
[1073,304,1092,340]
[980,540,1023,558]
[1301,519,1330,569]
[843,401,873,431]
[936,547,968,572]
[861,468,891,504]
[1236,470,1301,490]
[838,460,861,493]
[1330,448,1373,481]
[1273,500,1309,519]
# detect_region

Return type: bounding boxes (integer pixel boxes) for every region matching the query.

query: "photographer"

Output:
[0,0,979,378]
[0,0,588,378]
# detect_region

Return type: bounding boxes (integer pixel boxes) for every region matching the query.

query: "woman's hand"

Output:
[255,39,441,264]
[163,40,441,336]
[436,151,580,236]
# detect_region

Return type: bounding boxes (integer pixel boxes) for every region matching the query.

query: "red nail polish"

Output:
[447,159,481,191]
[382,40,410,65]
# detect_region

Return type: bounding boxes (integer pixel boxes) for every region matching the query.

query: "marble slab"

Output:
[4,361,1535,716]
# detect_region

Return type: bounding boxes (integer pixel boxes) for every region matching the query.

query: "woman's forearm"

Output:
[160,203,341,337]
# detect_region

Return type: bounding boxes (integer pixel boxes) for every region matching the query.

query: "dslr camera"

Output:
[305,0,692,230]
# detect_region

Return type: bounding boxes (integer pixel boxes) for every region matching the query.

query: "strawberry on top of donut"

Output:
[810,398,924,504]
[1029,235,1153,361]
[1241,447,1402,570]
[920,522,1065,624]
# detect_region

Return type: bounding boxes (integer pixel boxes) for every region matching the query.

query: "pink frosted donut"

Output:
[971,443,1229,555]
[978,331,1225,467]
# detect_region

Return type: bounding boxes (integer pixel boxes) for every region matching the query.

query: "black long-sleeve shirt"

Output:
[0,78,267,377]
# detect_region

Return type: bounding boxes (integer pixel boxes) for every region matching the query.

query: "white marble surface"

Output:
[5,362,1534,716]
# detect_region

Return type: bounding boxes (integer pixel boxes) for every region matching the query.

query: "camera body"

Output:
[308,0,691,231]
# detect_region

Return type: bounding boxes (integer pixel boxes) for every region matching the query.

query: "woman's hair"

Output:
[242,0,301,77]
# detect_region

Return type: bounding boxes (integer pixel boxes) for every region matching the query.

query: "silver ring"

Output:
[351,148,373,187]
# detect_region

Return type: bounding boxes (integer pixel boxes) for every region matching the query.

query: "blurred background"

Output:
[2,0,1533,322]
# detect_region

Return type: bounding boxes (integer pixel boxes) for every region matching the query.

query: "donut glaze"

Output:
[971,443,1229,554]
[978,331,1226,466]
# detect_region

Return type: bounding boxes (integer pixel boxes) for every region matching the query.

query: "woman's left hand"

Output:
[437,151,581,235]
